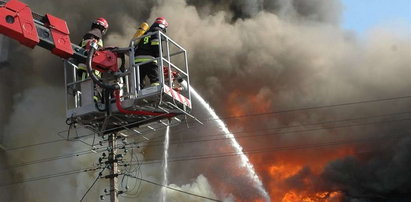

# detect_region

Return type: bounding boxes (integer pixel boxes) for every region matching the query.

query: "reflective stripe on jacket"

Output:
[134,55,157,64]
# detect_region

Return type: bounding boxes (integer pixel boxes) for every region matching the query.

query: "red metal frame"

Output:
[0,0,117,69]
[0,0,39,48]
[0,0,74,59]
[45,14,73,58]
[92,50,119,72]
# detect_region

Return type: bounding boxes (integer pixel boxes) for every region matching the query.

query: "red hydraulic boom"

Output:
[0,0,117,72]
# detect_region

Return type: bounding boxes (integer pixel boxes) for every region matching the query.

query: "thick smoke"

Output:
[187,0,342,23]
[0,151,29,202]
[1,0,411,201]
[151,0,411,201]
[0,87,75,201]
[0,35,8,64]
[321,135,411,201]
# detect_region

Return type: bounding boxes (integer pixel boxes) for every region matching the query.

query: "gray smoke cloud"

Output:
[151,0,411,201]
[187,0,342,23]
[321,135,411,201]
[1,0,411,201]
[0,151,29,202]
[0,35,8,64]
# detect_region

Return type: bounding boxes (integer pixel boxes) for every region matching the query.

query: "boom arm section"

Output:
[0,0,85,61]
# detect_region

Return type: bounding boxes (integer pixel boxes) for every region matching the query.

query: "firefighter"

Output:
[77,17,109,80]
[75,18,109,109]
[134,17,168,88]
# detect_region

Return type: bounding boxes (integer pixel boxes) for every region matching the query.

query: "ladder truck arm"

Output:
[0,0,117,73]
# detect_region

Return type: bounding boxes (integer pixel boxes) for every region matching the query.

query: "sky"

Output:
[342,0,411,34]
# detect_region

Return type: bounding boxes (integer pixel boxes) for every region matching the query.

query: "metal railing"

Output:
[64,31,191,118]
[126,31,191,108]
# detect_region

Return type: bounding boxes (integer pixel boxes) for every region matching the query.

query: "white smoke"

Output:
[166,175,228,202]
[1,86,81,201]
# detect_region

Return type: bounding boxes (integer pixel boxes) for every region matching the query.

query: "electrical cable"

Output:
[79,174,100,202]
[0,166,98,187]
[4,139,67,151]
[5,94,411,151]
[121,147,144,198]
[79,165,107,202]
[126,115,411,149]
[3,111,411,171]
[146,111,411,146]
[136,132,408,165]
[191,95,411,123]
[130,109,411,148]
[0,131,407,188]
[0,149,96,172]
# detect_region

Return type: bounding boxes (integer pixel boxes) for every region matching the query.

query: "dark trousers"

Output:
[139,62,159,87]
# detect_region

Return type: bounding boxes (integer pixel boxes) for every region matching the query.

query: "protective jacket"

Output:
[77,28,104,80]
[134,24,164,58]
[134,24,166,87]
[80,28,104,49]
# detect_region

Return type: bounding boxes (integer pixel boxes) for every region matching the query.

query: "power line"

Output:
[120,148,144,198]
[4,94,411,152]
[0,164,222,202]
[129,108,411,146]
[0,166,98,188]
[0,149,97,172]
[152,98,411,141]
[188,94,411,123]
[137,132,408,165]
[0,131,407,188]
[136,114,411,148]
[4,117,163,152]
[124,174,222,202]
[3,111,411,171]
[2,97,410,171]
[80,174,101,202]
[4,139,67,151]
[80,166,107,202]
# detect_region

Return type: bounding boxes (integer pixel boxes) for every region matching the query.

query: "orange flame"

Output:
[282,191,342,202]
[224,90,354,201]
[269,164,302,180]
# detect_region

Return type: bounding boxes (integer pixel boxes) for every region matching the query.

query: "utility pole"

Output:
[108,133,118,202]
[99,131,128,201]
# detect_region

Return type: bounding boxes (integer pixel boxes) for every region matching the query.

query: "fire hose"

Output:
[86,43,119,91]
[114,90,173,117]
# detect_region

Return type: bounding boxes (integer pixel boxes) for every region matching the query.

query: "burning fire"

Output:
[227,89,273,119]
[281,191,342,202]
[269,164,302,180]
[259,146,354,201]
[223,90,357,201]
[252,145,354,201]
